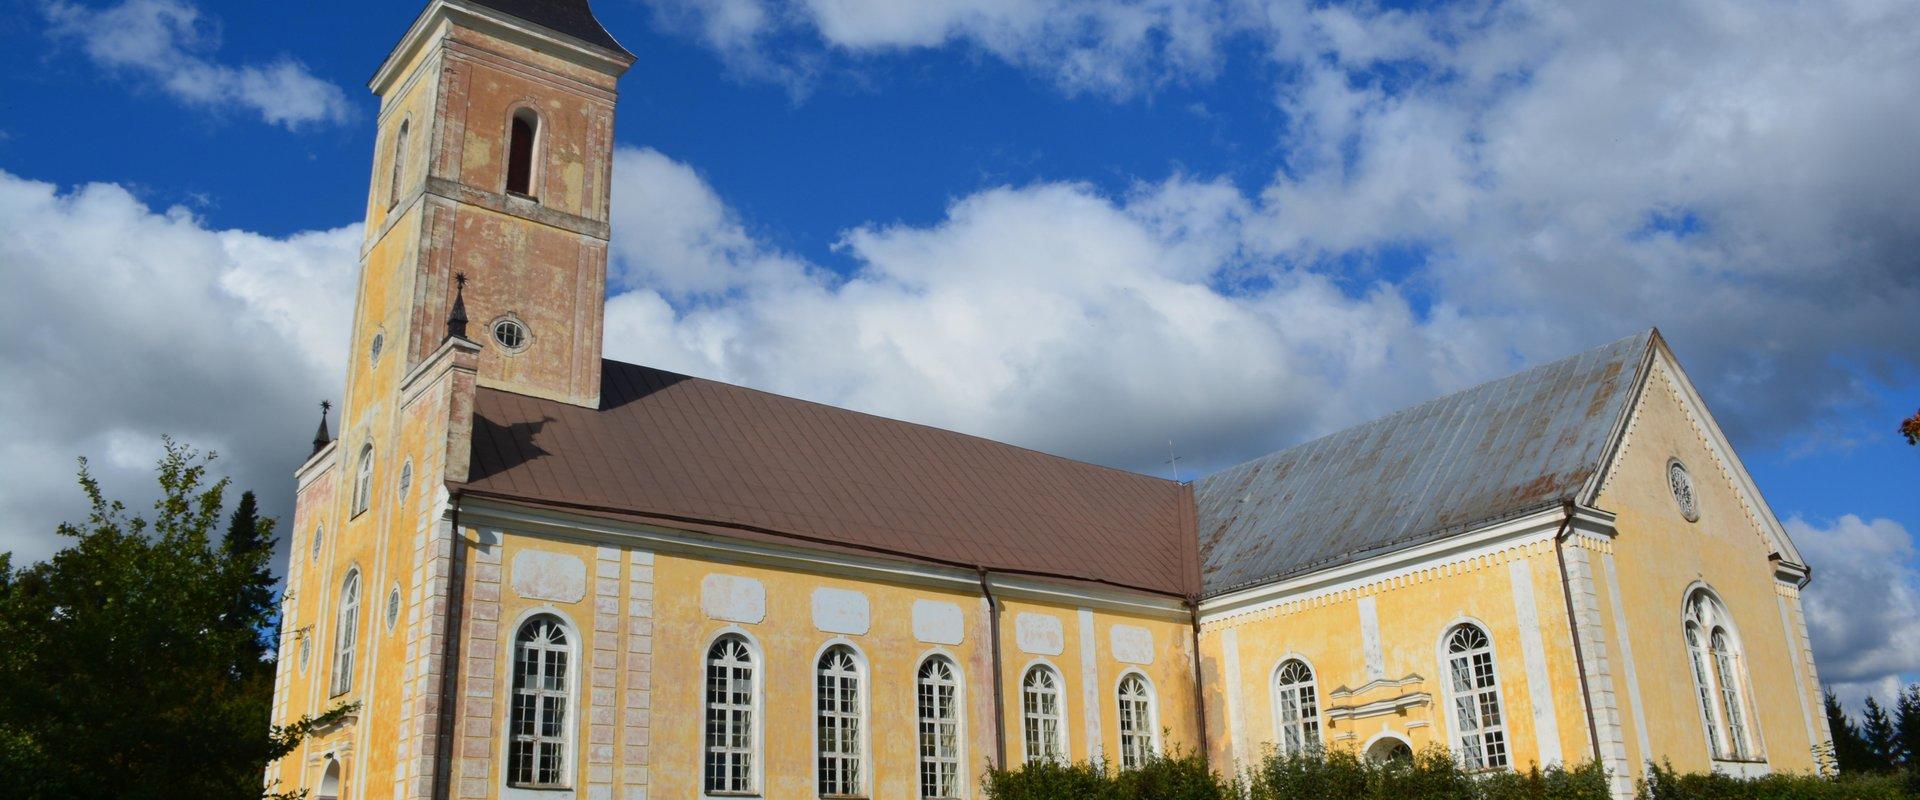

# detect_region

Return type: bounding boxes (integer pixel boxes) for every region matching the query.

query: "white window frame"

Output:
[1683,586,1763,764]
[506,613,575,790]
[329,568,360,697]
[1439,621,1510,771]
[701,630,762,798]
[351,444,373,517]
[813,641,868,798]
[1020,661,1068,765]
[915,652,965,800]
[1115,670,1159,770]
[1271,657,1321,755]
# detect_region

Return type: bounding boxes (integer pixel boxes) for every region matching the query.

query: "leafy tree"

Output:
[1828,689,1878,774]
[1863,696,1900,771]
[1902,409,1920,445]
[0,440,347,800]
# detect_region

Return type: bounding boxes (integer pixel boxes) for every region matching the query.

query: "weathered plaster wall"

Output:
[1592,361,1826,777]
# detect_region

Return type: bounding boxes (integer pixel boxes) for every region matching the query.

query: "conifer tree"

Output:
[1863,695,1900,770]
[1827,689,1877,773]
[0,440,347,800]
[1897,683,1920,768]
[221,490,278,665]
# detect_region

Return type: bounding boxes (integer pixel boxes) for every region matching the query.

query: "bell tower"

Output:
[355,0,634,411]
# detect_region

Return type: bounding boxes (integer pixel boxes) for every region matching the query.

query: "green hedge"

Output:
[980,748,1915,800]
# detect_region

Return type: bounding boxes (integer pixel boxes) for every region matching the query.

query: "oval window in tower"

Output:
[491,317,529,352]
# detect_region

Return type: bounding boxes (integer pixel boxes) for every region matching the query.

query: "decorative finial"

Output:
[447,273,470,341]
[311,400,332,455]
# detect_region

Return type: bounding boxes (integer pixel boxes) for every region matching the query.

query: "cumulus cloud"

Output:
[0,170,357,563]
[1792,515,1920,708]
[44,0,353,128]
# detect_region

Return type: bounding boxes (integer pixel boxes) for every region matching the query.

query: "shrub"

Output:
[1636,761,1914,800]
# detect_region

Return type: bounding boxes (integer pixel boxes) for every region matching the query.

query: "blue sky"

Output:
[2,0,1916,710]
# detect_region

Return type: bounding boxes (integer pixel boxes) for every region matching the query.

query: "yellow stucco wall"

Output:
[1200,538,1594,775]
[1591,360,1824,776]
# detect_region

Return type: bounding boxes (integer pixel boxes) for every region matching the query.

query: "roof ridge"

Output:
[585,358,1183,487]
[1198,328,1656,484]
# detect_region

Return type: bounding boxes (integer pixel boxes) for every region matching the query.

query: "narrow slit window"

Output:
[388,120,409,208]
[506,109,538,197]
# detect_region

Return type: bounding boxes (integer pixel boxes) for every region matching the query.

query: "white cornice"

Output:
[400,335,481,407]
[296,441,339,487]
[1198,505,1618,623]
[370,0,632,96]
[456,497,1191,620]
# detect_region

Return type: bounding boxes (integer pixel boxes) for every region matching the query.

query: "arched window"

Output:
[705,635,757,794]
[352,445,373,517]
[1116,673,1157,770]
[916,656,961,799]
[1021,664,1066,764]
[509,616,571,787]
[1685,589,1757,760]
[388,119,409,208]
[1445,623,1507,770]
[329,569,360,696]
[816,645,864,797]
[1273,659,1321,754]
[505,108,538,197]
[317,758,341,800]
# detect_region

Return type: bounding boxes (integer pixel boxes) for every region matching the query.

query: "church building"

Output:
[268,2,1833,799]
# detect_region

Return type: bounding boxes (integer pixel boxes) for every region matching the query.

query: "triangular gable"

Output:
[1583,331,1805,569]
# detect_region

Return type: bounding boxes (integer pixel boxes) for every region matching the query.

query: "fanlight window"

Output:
[351,445,373,516]
[506,109,538,197]
[1021,665,1066,764]
[509,617,571,787]
[1273,659,1321,754]
[329,569,360,696]
[1117,673,1157,770]
[1446,624,1508,770]
[1685,589,1757,761]
[916,656,961,799]
[705,635,757,794]
[816,645,864,797]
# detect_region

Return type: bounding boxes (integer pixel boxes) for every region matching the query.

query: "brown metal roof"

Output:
[467,0,632,57]
[464,360,1197,597]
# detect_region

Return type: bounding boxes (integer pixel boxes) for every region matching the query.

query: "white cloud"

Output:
[44,0,353,129]
[0,170,358,563]
[1792,515,1920,709]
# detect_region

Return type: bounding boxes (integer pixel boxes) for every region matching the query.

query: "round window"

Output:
[1668,459,1699,522]
[492,318,527,351]
[386,585,401,631]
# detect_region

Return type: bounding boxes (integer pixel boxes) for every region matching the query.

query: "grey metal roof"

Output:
[1195,330,1655,597]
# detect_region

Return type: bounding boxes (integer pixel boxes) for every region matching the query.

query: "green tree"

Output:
[1896,683,1920,768]
[222,490,278,664]
[1828,689,1878,774]
[1863,695,1900,771]
[0,440,347,800]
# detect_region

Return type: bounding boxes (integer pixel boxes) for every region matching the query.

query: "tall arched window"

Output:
[505,109,538,197]
[1685,589,1757,761]
[351,445,373,516]
[1021,664,1065,764]
[705,635,757,794]
[1445,623,1508,770]
[388,119,409,208]
[329,569,360,696]
[1116,673,1158,770]
[1273,659,1321,754]
[816,645,864,797]
[509,616,571,787]
[916,656,961,799]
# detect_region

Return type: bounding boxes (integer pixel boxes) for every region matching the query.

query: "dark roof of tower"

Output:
[468,0,631,58]
[1194,330,1656,597]
[462,360,1199,597]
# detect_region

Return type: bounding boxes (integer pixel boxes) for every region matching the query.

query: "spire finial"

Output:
[311,400,332,455]
[448,273,470,341]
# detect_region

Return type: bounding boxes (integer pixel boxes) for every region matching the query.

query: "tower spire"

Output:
[447,273,470,341]
[311,400,332,455]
